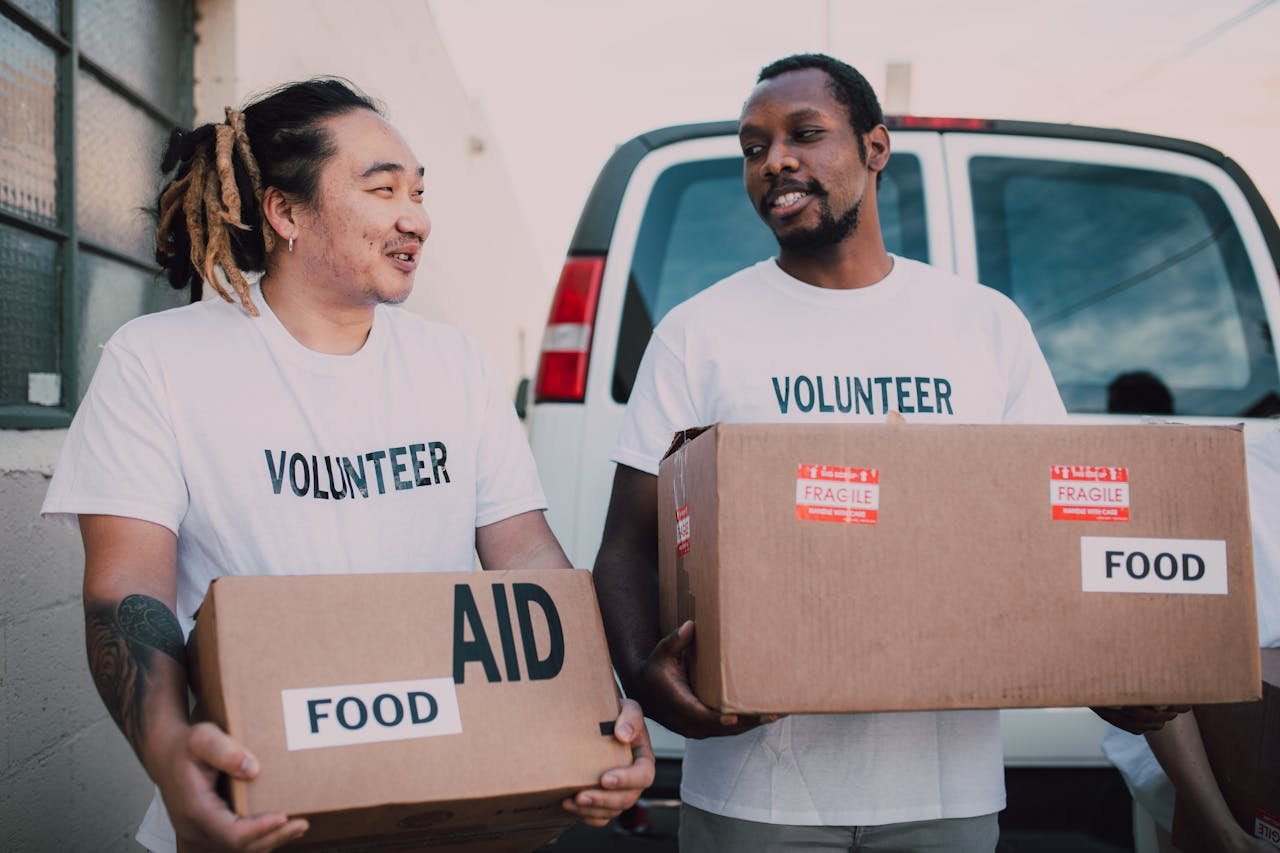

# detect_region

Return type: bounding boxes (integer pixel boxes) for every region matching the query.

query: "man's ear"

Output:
[260,186,298,246]
[864,125,891,174]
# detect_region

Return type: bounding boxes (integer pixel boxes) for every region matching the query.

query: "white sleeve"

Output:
[612,328,702,476]
[1001,307,1068,424]
[1247,427,1280,646]
[41,337,188,534]
[473,350,547,528]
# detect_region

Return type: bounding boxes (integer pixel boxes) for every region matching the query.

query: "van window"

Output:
[971,157,1279,417]
[613,154,928,402]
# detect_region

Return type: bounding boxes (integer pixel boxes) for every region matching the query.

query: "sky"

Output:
[428,0,1280,284]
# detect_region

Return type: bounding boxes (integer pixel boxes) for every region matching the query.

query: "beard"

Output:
[774,193,862,252]
[372,287,412,306]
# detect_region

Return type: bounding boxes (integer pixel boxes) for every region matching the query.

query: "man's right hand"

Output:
[157,722,308,852]
[638,620,777,739]
[79,517,307,851]
[592,467,775,740]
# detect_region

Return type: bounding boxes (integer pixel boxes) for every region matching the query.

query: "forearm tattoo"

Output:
[84,594,187,752]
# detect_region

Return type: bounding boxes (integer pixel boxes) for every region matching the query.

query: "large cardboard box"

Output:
[658,423,1259,714]
[189,569,629,851]
[1172,648,1280,851]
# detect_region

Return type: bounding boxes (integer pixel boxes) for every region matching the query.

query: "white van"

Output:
[522,116,1280,842]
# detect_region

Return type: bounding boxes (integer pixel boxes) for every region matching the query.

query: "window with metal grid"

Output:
[0,0,193,427]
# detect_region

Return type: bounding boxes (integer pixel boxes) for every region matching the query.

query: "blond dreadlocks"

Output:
[154,108,269,316]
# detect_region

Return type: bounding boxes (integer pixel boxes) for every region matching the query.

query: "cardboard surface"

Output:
[189,570,628,850]
[1173,648,1280,851]
[658,423,1259,714]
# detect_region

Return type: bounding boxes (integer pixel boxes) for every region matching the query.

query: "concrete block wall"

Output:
[0,432,151,851]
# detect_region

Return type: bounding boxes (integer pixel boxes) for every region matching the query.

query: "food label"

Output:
[282,677,462,750]
[1080,537,1228,595]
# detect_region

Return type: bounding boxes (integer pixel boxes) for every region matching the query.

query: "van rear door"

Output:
[944,133,1280,420]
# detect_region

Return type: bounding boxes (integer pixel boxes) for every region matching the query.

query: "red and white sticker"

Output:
[796,464,880,524]
[1256,809,1280,848]
[1050,465,1130,522]
[675,504,691,556]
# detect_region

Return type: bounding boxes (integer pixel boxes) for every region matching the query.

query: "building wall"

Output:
[0,434,151,851]
[205,0,548,391]
[0,2,544,849]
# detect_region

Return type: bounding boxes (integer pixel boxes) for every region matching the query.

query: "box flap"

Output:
[661,424,716,462]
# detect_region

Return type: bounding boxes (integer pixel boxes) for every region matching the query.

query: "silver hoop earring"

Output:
[288,236,294,253]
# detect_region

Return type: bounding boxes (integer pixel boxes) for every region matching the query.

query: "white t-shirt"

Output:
[42,285,547,851]
[1102,426,1280,831]
[614,256,1067,826]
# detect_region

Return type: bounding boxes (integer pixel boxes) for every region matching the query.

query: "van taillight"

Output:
[534,256,605,403]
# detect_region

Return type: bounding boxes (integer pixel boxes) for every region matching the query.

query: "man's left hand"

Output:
[560,699,656,827]
[1091,704,1190,734]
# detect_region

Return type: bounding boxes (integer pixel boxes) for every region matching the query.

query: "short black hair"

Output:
[1107,370,1175,415]
[757,53,884,162]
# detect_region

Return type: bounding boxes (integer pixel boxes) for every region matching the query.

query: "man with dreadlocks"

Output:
[42,79,654,852]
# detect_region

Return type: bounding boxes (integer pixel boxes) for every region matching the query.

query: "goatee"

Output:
[776,197,862,252]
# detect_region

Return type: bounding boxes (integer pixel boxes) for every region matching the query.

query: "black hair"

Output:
[154,78,381,310]
[757,53,884,163]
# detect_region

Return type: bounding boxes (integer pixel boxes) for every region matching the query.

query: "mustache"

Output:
[759,178,826,216]
[384,237,424,252]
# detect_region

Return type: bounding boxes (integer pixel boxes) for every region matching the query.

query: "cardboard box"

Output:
[658,423,1259,714]
[1172,648,1280,851]
[189,569,629,851]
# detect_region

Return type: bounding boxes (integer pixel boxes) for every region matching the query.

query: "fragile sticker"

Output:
[675,504,691,557]
[1256,809,1280,848]
[1080,537,1228,595]
[1051,465,1130,522]
[796,464,880,524]
[282,677,463,751]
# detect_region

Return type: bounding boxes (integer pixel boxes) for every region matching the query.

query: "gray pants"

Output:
[679,804,999,852]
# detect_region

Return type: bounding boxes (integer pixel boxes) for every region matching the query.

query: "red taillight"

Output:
[889,115,992,131]
[534,256,606,403]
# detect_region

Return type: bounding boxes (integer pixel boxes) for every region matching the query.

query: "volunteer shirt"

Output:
[42,284,546,852]
[1102,425,1280,830]
[614,256,1066,827]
